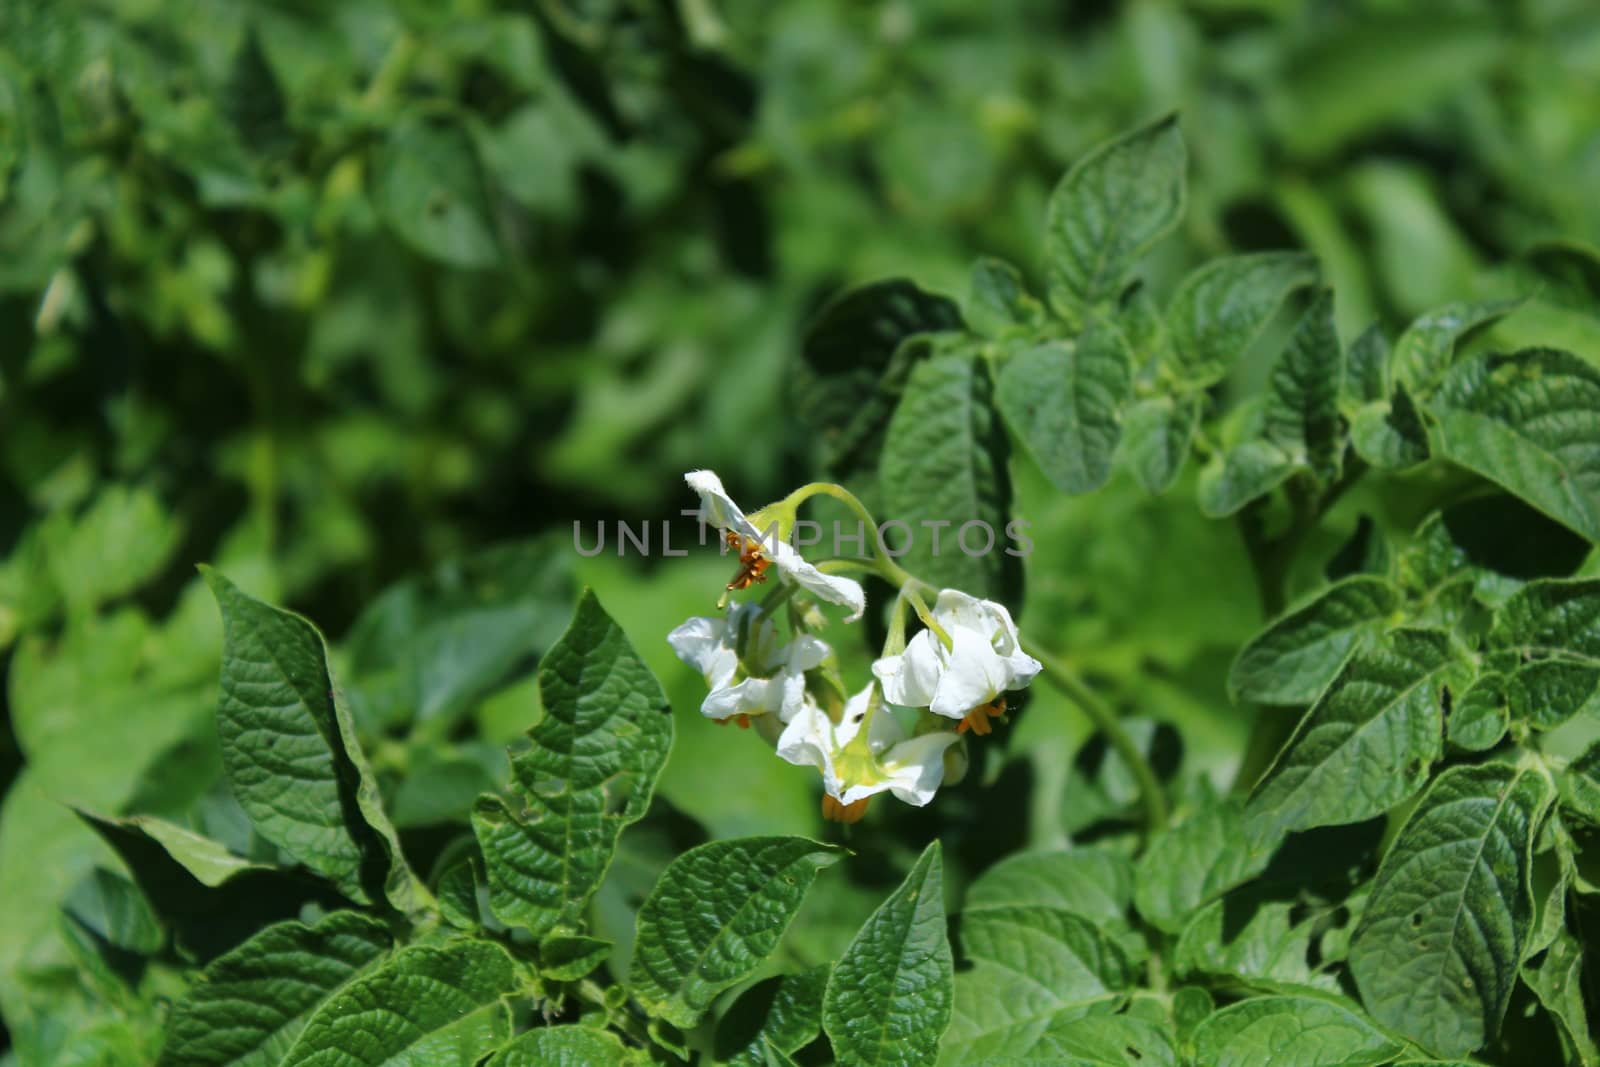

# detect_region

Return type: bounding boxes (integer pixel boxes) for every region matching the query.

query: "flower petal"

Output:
[878,732,960,806]
[928,626,1011,718]
[873,631,943,708]
[769,542,865,621]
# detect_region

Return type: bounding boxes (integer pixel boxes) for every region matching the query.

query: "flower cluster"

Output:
[668,470,1041,823]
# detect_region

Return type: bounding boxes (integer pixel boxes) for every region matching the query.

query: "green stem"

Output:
[1022,637,1168,836]
[789,484,952,644]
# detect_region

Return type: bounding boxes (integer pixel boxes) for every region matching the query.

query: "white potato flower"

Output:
[776,683,960,821]
[872,588,1041,729]
[685,469,865,621]
[668,603,829,725]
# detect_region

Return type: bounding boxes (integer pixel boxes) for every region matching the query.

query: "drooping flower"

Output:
[668,603,830,727]
[685,469,865,621]
[872,588,1041,731]
[776,683,961,822]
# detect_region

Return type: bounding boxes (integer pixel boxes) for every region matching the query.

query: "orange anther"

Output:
[957,697,1007,737]
[821,795,871,824]
[725,532,772,591]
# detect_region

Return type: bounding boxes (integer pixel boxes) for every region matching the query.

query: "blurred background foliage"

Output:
[3,0,1600,1060]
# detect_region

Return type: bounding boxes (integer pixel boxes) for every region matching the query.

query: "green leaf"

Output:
[1165,252,1318,388]
[158,912,391,1067]
[964,846,1132,927]
[1272,16,1503,159]
[1425,349,1600,543]
[792,279,964,477]
[375,115,498,269]
[879,352,1020,602]
[473,590,672,936]
[1119,395,1200,494]
[1191,995,1402,1067]
[629,837,840,1029]
[717,966,829,1067]
[1229,575,1403,705]
[1485,578,1600,730]
[1197,438,1296,518]
[1349,762,1555,1057]
[824,840,953,1067]
[281,938,518,1067]
[44,484,180,614]
[539,934,610,981]
[484,1025,634,1066]
[203,569,417,911]
[946,1015,1175,1067]
[80,814,271,889]
[943,906,1133,1063]
[1446,673,1509,752]
[1392,299,1521,395]
[1562,742,1600,823]
[1263,290,1345,484]
[1350,386,1430,470]
[345,536,573,734]
[1246,628,1466,839]
[1174,896,1336,992]
[63,867,162,955]
[968,257,1042,336]
[1045,114,1185,315]
[1342,325,1390,408]
[996,320,1133,495]
[1523,929,1600,1065]
[1135,796,1274,933]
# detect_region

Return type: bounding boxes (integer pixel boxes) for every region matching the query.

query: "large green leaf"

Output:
[1485,578,1600,730]
[824,841,953,1067]
[967,257,1043,336]
[1190,995,1401,1067]
[1134,796,1274,933]
[879,352,1019,602]
[344,537,573,735]
[1392,299,1521,394]
[158,912,391,1067]
[996,320,1133,495]
[1229,576,1402,706]
[964,846,1133,928]
[716,966,830,1067]
[1263,290,1345,484]
[792,278,964,478]
[1272,16,1503,159]
[1246,628,1466,839]
[1045,114,1185,315]
[1174,896,1335,992]
[484,1025,634,1066]
[948,1015,1175,1067]
[375,115,498,269]
[473,590,672,936]
[629,836,839,1029]
[1165,252,1318,388]
[1349,763,1555,1057]
[203,569,418,911]
[280,939,519,1067]
[1425,349,1600,543]
[1119,395,1200,494]
[1523,929,1600,1065]
[943,906,1133,1063]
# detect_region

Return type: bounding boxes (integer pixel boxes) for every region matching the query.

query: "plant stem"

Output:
[1022,637,1168,837]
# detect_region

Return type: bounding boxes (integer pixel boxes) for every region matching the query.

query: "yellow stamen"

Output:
[957,696,1007,736]
[821,795,871,823]
[725,531,771,591]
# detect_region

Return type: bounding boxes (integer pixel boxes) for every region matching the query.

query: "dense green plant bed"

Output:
[7,112,1600,1065]
[4,3,1600,1066]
